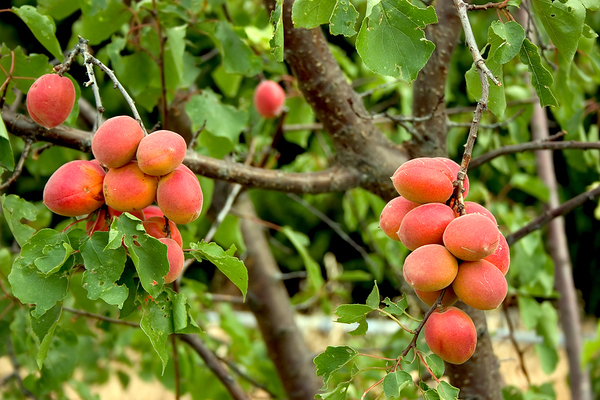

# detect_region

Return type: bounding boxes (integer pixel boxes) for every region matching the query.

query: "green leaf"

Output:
[201,21,263,77]
[281,226,325,292]
[437,381,460,400]
[531,0,585,65]
[536,301,559,347]
[356,0,437,81]
[315,381,350,400]
[334,304,373,335]
[330,0,359,37]
[164,24,188,89]
[465,56,506,118]
[78,0,132,45]
[38,0,81,20]
[535,343,559,374]
[488,20,525,65]
[80,232,129,308]
[519,39,558,107]
[1,194,37,246]
[0,45,53,105]
[0,118,14,172]
[190,241,248,300]
[30,304,61,369]
[269,1,284,61]
[292,0,335,29]
[18,228,71,275]
[9,255,69,318]
[140,292,173,374]
[381,295,408,316]
[365,281,380,309]
[510,173,550,202]
[581,0,600,10]
[382,370,412,398]
[518,296,541,330]
[313,345,358,385]
[186,89,248,155]
[108,214,168,298]
[426,354,445,379]
[171,289,201,334]
[12,5,63,60]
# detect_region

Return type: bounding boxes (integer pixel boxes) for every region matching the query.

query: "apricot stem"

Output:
[377,308,415,334]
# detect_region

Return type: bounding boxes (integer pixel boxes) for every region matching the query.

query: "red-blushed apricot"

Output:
[403,244,458,291]
[379,196,419,241]
[414,286,458,308]
[43,160,106,217]
[26,74,75,129]
[92,116,145,168]
[103,162,158,212]
[136,130,187,176]
[443,213,500,261]
[156,169,203,224]
[398,203,455,250]
[253,80,286,118]
[424,307,477,365]
[175,163,196,177]
[107,207,145,220]
[484,232,510,275]
[143,216,183,247]
[391,158,455,204]
[437,158,470,199]
[143,205,164,219]
[452,259,508,310]
[464,201,497,225]
[159,238,185,284]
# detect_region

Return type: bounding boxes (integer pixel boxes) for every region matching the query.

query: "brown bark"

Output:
[237,192,322,400]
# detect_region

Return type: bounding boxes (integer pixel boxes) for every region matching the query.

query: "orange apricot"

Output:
[379,196,419,241]
[414,286,458,308]
[92,116,145,168]
[452,259,508,310]
[103,162,158,212]
[43,160,105,217]
[253,80,286,118]
[443,214,500,261]
[398,203,455,250]
[143,205,164,219]
[424,307,477,365]
[392,158,455,204]
[156,169,203,224]
[159,238,185,284]
[464,201,497,225]
[26,74,75,129]
[143,216,183,247]
[136,130,187,176]
[484,232,510,275]
[402,244,458,291]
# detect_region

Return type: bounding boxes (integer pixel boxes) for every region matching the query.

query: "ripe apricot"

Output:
[424,307,477,365]
[398,203,455,250]
[143,205,164,219]
[253,80,286,118]
[26,74,75,129]
[160,238,185,284]
[85,207,144,236]
[464,201,497,225]
[136,130,187,176]
[156,169,203,224]
[437,158,469,199]
[143,216,183,247]
[392,158,455,204]
[103,162,158,212]
[402,244,458,291]
[443,214,500,261]
[414,286,458,308]
[484,232,510,275]
[452,259,508,310]
[92,116,145,168]
[43,160,105,217]
[379,196,419,241]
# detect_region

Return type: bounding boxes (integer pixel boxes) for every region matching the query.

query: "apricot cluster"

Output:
[379,157,510,364]
[43,115,204,283]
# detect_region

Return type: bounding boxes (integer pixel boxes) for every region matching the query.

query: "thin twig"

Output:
[466,0,509,11]
[447,108,524,129]
[359,79,402,98]
[0,139,32,191]
[215,354,281,399]
[446,98,537,115]
[62,306,140,327]
[502,302,530,384]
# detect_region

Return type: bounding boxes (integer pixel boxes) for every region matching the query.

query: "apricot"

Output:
[156,169,203,224]
[143,205,164,219]
[484,232,510,275]
[379,196,419,241]
[91,116,145,168]
[253,80,286,118]
[392,158,455,204]
[159,238,185,284]
[424,307,477,365]
[85,207,145,236]
[443,214,500,261]
[414,286,458,308]
[437,158,469,199]
[398,203,455,250]
[402,244,458,291]
[27,74,75,129]
[136,130,187,176]
[43,160,105,216]
[103,162,158,212]
[464,201,497,225]
[452,259,508,310]
[175,163,196,177]
[143,216,183,247]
